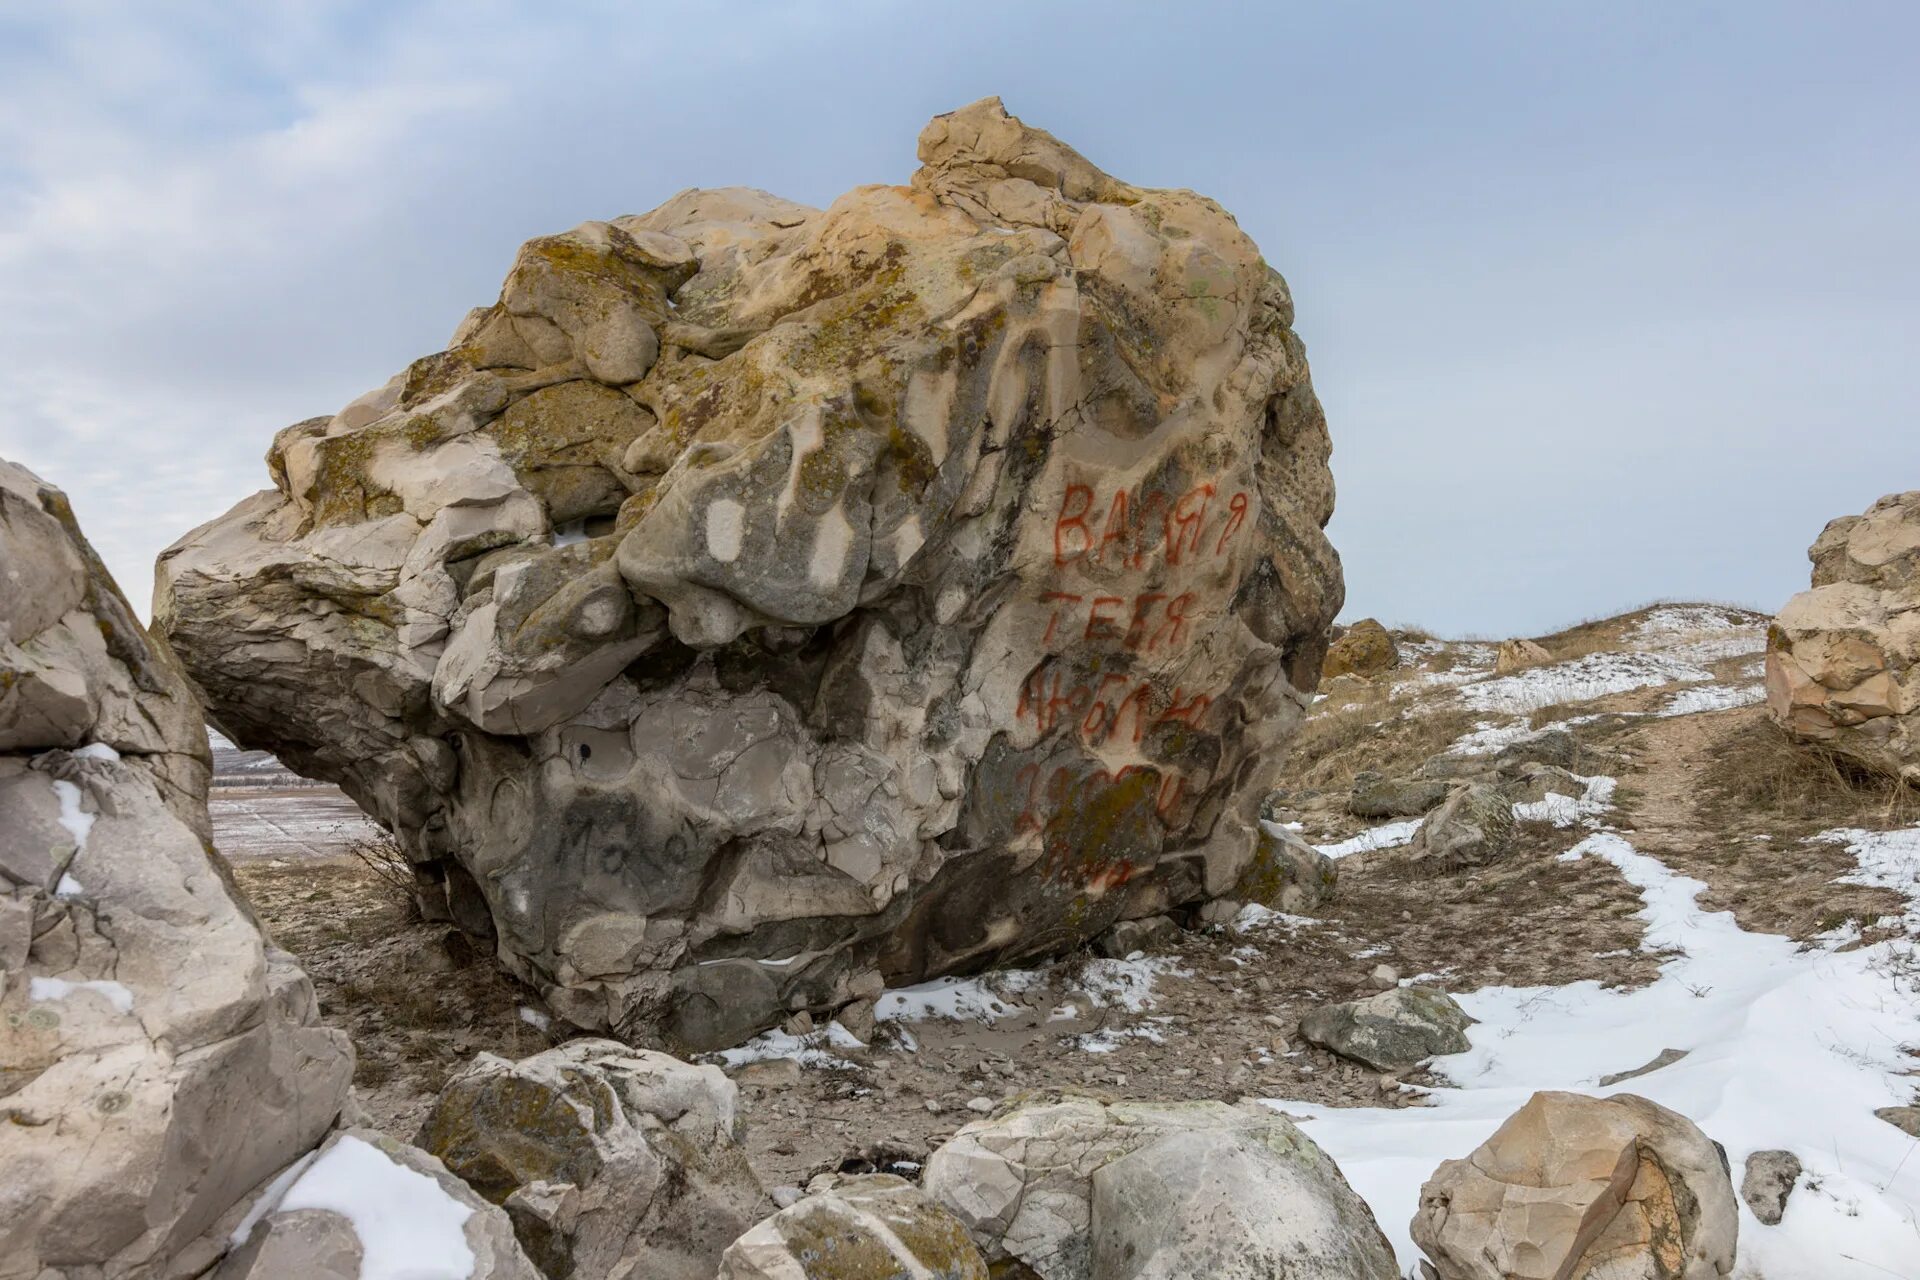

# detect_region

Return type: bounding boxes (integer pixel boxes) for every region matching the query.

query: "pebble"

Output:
[966,1096,995,1113]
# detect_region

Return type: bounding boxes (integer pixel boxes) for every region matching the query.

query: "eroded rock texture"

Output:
[1767,490,1920,782]
[155,97,1343,1049]
[1412,1091,1737,1280]
[0,458,352,1278]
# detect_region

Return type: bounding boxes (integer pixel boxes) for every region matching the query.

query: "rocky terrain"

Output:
[4,99,1918,1280]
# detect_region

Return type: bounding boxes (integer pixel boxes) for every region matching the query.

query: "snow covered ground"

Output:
[1264,824,1920,1278]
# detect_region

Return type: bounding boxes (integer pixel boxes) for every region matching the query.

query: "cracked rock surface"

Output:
[1411,1090,1738,1280]
[0,457,353,1279]
[155,96,1343,1051]
[1767,490,1920,783]
[921,1096,1395,1280]
[717,1173,989,1280]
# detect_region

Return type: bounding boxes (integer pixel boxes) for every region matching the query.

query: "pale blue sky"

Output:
[2,2,1914,633]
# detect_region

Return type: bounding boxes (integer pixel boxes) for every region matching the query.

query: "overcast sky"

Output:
[2,2,1914,635]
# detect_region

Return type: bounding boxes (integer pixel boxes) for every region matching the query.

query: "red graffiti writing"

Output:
[1017,668,1214,747]
[1054,481,1253,572]
[1012,761,1190,838]
[1037,590,1198,653]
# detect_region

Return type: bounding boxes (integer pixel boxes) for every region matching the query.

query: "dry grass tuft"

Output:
[343,829,420,922]
[1286,692,1479,793]
[1698,718,1916,834]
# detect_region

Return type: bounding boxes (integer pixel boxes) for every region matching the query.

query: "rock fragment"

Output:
[1298,985,1473,1072]
[1740,1149,1801,1226]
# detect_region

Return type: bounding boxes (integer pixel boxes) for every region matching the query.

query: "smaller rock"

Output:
[1597,1046,1688,1087]
[1502,762,1586,805]
[1875,1105,1920,1138]
[1741,1149,1802,1226]
[1299,986,1474,1072]
[835,997,877,1045]
[768,1186,803,1209]
[1369,964,1400,990]
[1349,770,1452,819]
[1235,823,1337,913]
[718,1174,988,1280]
[967,1096,997,1114]
[1403,783,1516,871]
[220,1128,537,1279]
[733,1057,804,1089]
[1196,898,1244,927]
[1494,638,1553,674]
[783,1010,815,1036]
[1094,915,1180,959]
[1323,618,1400,679]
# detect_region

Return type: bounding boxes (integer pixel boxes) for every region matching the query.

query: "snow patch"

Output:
[53,873,84,899]
[1457,651,1714,715]
[1315,819,1421,860]
[1511,774,1617,828]
[266,1135,476,1280]
[29,976,134,1015]
[50,779,94,851]
[73,742,120,762]
[713,1028,858,1071]
[1659,684,1765,717]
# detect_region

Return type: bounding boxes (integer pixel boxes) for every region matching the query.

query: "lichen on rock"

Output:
[155,97,1345,1050]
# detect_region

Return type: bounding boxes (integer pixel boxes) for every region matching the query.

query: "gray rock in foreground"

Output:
[416,1038,769,1278]
[923,1096,1394,1280]
[0,457,353,1278]
[1300,985,1474,1072]
[1740,1148,1801,1226]
[218,1127,537,1279]
[717,1173,989,1279]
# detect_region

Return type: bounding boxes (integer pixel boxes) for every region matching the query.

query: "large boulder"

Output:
[0,458,354,1278]
[1767,490,1920,783]
[717,1173,988,1280]
[1411,1091,1738,1280]
[218,1127,538,1279]
[154,97,1345,1049]
[415,1038,769,1278]
[1323,617,1398,679]
[922,1097,1395,1280]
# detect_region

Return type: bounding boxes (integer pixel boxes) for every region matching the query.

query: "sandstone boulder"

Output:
[1299,985,1474,1072]
[1403,782,1517,870]
[1324,618,1398,679]
[219,1127,537,1279]
[1494,638,1552,674]
[1412,1091,1738,1280]
[154,97,1345,1049]
[717,1173,988,1280]
[416,1038,769,1279]
[922,1097,1393,1280]
[1237,821,1337,913]
[0,457,354,1279]
[1767,491,1920,783]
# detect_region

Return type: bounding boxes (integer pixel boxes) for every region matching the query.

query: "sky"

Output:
[1,2,1915,635]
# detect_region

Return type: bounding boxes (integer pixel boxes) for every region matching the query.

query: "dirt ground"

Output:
[224,603,1918,1189]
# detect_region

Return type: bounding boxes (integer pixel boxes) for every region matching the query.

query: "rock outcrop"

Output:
[717,1174,989,1280]
[922,1097,1396,1280]
[1767,490,1920,782]
[416,1038,768,1278]
[0,458,353,1278]
[1494,638,1552,674]
[1412,1091,1738,1280]
[1324,618,1397,679]
[1402,782,1517,870]
[155,97,1345,1048]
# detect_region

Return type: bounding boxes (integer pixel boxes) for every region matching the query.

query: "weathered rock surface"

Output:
[1412,1091,1738,1280]
[1324,618,1398,679]
[1767,491,1920,782]
[154,97,1344,1049]
[1403,782,1517,870]
[0,457,354,1279]
[219,1127,537,1279]
[1349,769,1451,819]
[1089,1125,1400,1279]
[922,1096,1393,1280]
[1739,1149,1800,1226]
[717,1173,988,1280]
[1241,821,1337,913]
[1494,638,1552,674]
[1298,985,1474,1072]
[416,1038,768,1278]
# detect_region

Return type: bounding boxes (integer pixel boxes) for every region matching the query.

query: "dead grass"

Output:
[1285,693,1479,793]
[343,829,420,922]
[1697,718,1916,836]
